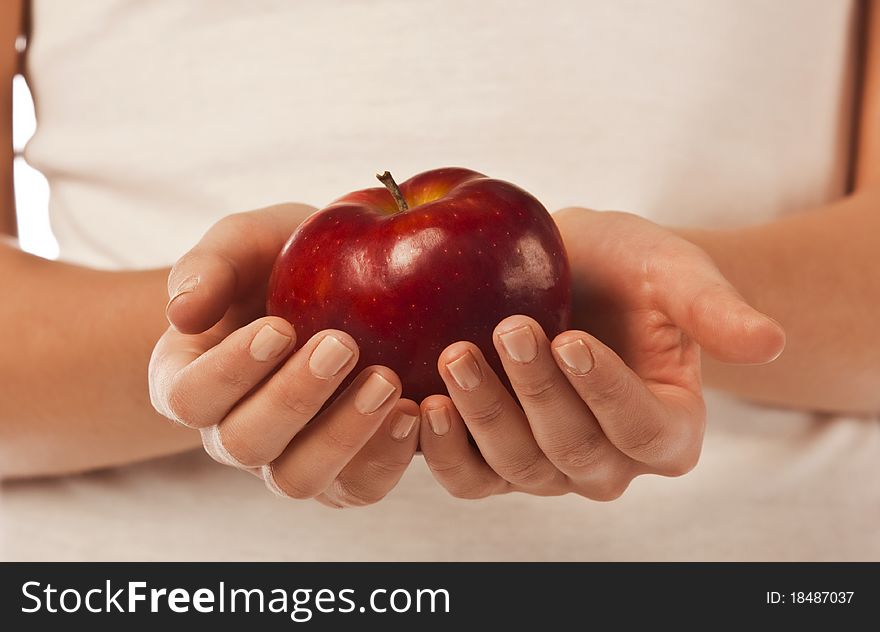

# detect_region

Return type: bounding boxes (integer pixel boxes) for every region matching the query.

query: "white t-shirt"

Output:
[3,0,878,561]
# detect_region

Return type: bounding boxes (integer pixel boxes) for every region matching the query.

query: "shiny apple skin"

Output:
[267,167,571,403]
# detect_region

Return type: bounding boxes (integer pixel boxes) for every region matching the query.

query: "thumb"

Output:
[657,253,785,364]
[678,285,785,364]
[166,248,240,335]
[166,204,314,334]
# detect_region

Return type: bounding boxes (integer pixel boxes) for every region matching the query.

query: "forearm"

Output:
[0,243,199,479]
[677,185,880,415]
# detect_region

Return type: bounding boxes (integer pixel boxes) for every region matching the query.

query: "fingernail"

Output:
[446,351,482,390]
[249,324,292,361]
[169,275,199,302]
[555,339,594,375]
[498,325,538,363]
[426,407,451,436]
[165,275,199,317]
[309,335,354,378]
[355,372,397,414]
[390,412,418,441]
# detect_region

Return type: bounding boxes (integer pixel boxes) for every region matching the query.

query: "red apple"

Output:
[267,167,571,403]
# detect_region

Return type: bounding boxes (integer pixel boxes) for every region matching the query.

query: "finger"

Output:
[438,342,566,490]
[418,395,508,499]
[552,331,705,476]
[166,204,313,334]
[317,399,421,508]
[656,249,785,364]
[200,426,263,476]
[263,366,402,499]
[493,315,633,480]
[149,316,295,428]
[213,330,359,467]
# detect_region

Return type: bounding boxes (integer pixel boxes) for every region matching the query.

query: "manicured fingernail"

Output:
[498,325,538,363]
[249,324,292,361]
[355,372,397,414]
[426,407,451,436]
[555,339,594,375]
[309,335,354,378]
[446,351,482,390]
[390,412,418,441]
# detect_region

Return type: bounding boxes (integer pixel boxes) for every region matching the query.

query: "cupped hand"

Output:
[148,205,420,508]
[418,207,785,500]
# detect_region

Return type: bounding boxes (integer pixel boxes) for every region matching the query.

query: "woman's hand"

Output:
[149,204,420,508]
[418,207,786,500]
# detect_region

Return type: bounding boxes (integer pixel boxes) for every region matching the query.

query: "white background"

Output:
[13,74,57,259]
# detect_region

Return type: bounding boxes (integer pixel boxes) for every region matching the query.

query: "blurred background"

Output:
[12,72,56,259]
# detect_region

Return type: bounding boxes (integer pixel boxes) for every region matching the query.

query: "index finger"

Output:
[148,315,295,427]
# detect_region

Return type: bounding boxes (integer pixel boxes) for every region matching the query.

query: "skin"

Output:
[0,1,421,502]
[1,0,878,507]
[419,216,784,499]
[153,207,421,507]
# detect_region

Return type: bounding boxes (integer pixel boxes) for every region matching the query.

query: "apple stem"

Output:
[376,171,409,212]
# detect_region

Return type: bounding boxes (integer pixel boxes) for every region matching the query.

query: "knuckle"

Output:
[546,434,604,473]
[427,458,468,480]
[166,383,199,426]
[512,373,562,404]
[212,352,251,391]
[501,451,555,487]
[614,411,704,475]
[270,468,320,500]
[447,477,497,500]
[219,429,268,468]
[329,477,385,508]
[271,384,323,419]
[659,443,703,477]
[218,211,256,234]
[320,423,362,454]
[426,460,493,499]
[463,399,506,429]
[364,456,411,479]
[590,374,634,407]
[616,422,666,460]
[691,284,722,313]
[326,454,412,507]
[584,475,634,502]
